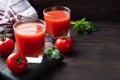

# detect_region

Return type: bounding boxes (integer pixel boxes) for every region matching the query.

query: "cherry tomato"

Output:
[0,37,14,56]
[55,37,74,54]
[6,52,28,74]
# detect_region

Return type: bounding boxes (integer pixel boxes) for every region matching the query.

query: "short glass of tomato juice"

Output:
[43,6,70,42]
[13,19,46,63]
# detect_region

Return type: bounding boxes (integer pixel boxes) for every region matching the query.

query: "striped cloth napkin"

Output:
[0,0,38,26]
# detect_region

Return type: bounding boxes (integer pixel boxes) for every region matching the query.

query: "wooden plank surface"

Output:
[0,21,120,80]
[34,21,120,80]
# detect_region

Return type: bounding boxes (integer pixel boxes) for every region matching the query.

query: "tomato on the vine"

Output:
[55,37,74,54]
[6,52,28,74]
[0,35,14,56]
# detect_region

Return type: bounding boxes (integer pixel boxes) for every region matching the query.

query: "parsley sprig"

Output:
[70,18,98,35]
[46,46,61,60]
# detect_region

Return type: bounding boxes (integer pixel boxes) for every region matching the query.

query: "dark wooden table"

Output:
[0,21,120,80]
[35,21,120,80]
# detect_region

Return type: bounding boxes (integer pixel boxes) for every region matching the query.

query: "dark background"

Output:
[28,0,120,21]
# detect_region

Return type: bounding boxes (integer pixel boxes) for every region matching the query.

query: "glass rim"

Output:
[13,19,46,31]
[43,6,70,15]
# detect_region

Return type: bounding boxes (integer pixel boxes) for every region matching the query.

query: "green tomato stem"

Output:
[0,34,6,41]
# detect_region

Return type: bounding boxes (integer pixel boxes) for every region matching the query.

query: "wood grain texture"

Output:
[34,21,120,80]
[0,20,120,80]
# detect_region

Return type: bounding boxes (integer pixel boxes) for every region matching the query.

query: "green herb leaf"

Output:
[70,18,98,35]
[47,49,52,55]
[46,46,61,60]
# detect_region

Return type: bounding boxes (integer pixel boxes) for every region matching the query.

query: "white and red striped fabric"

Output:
[0,0,38,26]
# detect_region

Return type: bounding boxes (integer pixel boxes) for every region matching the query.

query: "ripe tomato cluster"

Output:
[0,35,74,74]
[0,36,28,74]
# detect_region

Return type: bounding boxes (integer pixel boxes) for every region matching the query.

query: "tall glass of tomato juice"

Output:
[13,19,46,63]
[43,6,70,41]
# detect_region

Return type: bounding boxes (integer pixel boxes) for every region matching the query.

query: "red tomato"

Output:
[6,52,28,74]
[0,37,14,56]
[55,37,74,54]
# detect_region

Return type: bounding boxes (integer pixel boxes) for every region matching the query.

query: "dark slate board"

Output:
[0,54,64,80]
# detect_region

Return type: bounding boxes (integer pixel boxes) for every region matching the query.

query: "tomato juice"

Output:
[44,10,70,37]
[14,21,46,57]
